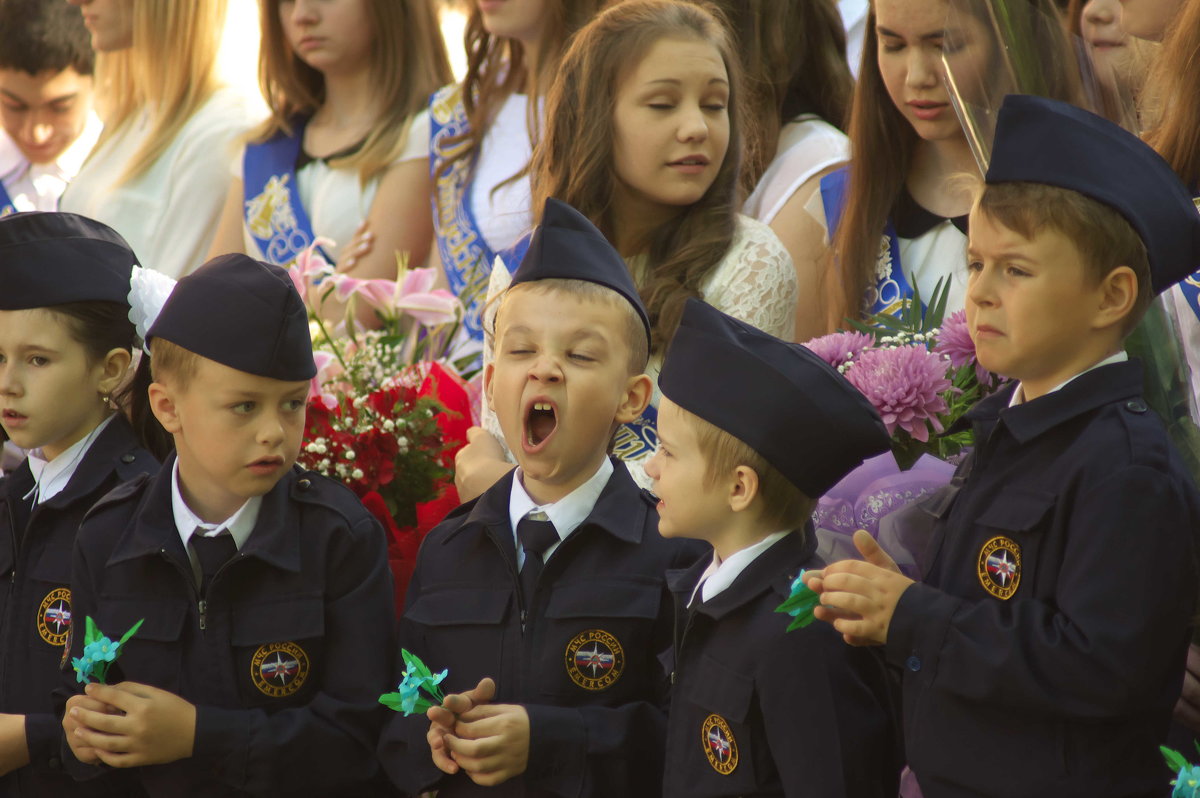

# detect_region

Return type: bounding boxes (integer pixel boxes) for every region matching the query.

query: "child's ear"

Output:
[96,347,132,398]
[148,381,182,434]
[482,363,496,413]
[1094,265,1138,330]
[615,374,653,424]
[728,465,760,514]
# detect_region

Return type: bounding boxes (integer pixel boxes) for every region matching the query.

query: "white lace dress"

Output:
[479,214,797,488]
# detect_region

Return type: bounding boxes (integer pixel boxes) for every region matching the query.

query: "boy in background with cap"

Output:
[377,198,704,797]
[647,299,899,797]
[59,254,395,796]
[808,95,1200,795]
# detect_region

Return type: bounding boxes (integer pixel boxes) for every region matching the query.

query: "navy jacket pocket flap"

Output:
[977,488,1056,532]
[405,587,510,626]
[98,597,187,642]
[545,580,661,620]
[687,654,754,723]
[232,597,324,646]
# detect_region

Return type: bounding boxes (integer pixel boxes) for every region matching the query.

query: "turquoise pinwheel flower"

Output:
[379,649,449,716]
[773,570,820,631]
[72,616,145,685]
[71,655,94,684]
[84,636,118,663]
[1162,745,1200,797]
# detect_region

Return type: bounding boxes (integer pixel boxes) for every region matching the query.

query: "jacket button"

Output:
[1125,400,1148,414]
[120,453,137,464]
[298,478,311,490]
[906,655,922,672]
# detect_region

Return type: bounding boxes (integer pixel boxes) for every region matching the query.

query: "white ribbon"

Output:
[126,264,177,354]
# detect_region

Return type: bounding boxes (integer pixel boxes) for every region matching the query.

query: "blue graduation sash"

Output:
[612,403,659,464]
[820,166,913,318]
[242,118,333,266]
[429,85,523,342]
[0,180,16,217]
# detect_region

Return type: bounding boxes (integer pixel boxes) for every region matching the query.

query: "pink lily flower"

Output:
[309,351,340,410]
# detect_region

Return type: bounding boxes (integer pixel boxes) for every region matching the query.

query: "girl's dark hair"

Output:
[709,0,852,194]
[47,301,173,460]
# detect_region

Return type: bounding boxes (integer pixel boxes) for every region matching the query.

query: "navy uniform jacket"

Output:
[887,362,1199,796]
[378,459,706,797]
[58,457,395,798]
[662,529,902,798]
[0,416,155,798]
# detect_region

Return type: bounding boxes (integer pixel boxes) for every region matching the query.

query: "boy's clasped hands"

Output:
[425,677,530,787]
[64,682,196,768]
[804,529,915,646]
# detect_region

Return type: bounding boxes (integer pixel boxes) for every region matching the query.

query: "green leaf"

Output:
[84,616,99,647]
[118,618,145,647]
[1163,745,1191,772]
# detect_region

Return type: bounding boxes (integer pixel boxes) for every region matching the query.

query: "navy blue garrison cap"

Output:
[0,212,137,309]
[511,198,651,344]
[988,94,1200,295]
[147,254,315,381]
[660,300,891,497]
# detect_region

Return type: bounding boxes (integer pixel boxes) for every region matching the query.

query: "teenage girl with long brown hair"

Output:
[209,0,449,288]
[431,0,606,349]
[455,0,797,498]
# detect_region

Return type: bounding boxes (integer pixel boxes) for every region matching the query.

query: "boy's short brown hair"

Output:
[682,406,813,532]
[491,278,650,376]
[977,182,1152,334]
[149,338,202,391]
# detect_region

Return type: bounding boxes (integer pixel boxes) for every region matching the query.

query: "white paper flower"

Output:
[127,265,178,349]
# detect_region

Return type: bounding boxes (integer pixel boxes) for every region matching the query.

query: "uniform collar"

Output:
[670,526,818,621]
[507,458,613,546]
[0,113,101,186]
[25,415,115,505]
[1006,351,1128,408]
[170,458,261,552]
[109,455,301,573]
[447,457,646,547]
[893,185,970,238]
[966,359,1144,445]
[689,530,791,605]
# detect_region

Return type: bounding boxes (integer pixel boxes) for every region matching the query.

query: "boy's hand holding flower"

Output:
[807,530,915,646]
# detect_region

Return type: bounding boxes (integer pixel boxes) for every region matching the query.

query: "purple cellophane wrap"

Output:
[813,452,956,576]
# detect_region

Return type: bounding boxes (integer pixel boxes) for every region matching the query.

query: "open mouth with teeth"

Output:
[524,400,558,452]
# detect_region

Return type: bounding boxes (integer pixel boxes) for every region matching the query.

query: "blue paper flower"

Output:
[71,656,94,684]
[379,650,450,716]
[1174,765,1200,798]
[84,637,118,663]
[773,570,820,631]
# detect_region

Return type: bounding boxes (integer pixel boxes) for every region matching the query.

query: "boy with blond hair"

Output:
[378,198,703,797]
[809,95,1200,795]
[60,254,395,796]
[647,299,899,797]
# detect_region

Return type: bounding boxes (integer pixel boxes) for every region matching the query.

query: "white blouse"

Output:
[468,92,534,255]
[239,110,430,257]
[480,214,798,488]
[60,87,255,278]
[744,116,849,225]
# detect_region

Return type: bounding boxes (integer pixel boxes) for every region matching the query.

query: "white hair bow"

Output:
[126,264,177,354]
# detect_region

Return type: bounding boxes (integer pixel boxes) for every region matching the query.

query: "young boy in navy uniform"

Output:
[808,95,1200,796]
[647,299,900,797]
[377,198,704,797]
[0,213,157,797]
[59,254,395,796]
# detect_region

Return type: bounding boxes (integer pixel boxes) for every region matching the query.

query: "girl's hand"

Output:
[69,682,196,768]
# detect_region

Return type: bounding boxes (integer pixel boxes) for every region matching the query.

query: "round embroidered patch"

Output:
[977,536,1022,599]
[701,714,739,774]
[36,588,72,647]
[564,629,624,691]
[250,642,310,697]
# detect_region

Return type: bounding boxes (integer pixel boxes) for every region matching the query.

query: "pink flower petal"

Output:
[396,290,459,326]
[399,267,437,296]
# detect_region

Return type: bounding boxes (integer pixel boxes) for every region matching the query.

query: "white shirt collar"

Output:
[690,530,792,606]
[171,458,262,552]
[507,457,614,567]
[0,112,101,187]
[24,415,115,505]
[1008,351,1129,408]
